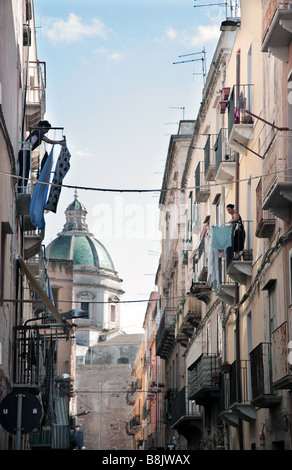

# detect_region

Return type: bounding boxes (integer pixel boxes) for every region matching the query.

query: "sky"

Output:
[34,0,227,333]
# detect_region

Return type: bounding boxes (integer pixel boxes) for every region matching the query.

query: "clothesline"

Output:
[1,164,292,194]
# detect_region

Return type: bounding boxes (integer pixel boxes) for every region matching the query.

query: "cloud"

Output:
[165,27,178,40]
[76,148,95,159]
[45,13,112,45]
[94,47,125,62]
[155,23,220,48]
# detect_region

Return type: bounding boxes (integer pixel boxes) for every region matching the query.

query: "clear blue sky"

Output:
[34,0,225,333]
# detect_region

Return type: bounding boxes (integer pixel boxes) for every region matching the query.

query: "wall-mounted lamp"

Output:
[220,20,241,31]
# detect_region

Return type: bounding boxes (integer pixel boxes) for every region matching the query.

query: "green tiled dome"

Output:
[46,191,115,271]
[47,234,115,270]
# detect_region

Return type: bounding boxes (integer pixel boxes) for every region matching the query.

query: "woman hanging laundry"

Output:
[226,204,246,258]
[18,120,66,192]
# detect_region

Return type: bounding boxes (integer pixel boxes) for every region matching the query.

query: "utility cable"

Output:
[1,165,292,194]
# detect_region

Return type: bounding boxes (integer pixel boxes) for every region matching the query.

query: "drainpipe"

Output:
[235,48,243,451]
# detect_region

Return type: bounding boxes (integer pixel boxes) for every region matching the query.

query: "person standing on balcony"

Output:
[18,120,66,192]
[226,204,245,258]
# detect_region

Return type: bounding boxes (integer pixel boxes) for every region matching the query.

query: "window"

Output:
[0,227,5,304]
[51,287,59,308]
[80,302,89,318]
[192,201,200,229]
[0,222,12,305]
[111,304,116,322]
[268,283,277,333]
[213,194,221,226]
[290,251,292,304]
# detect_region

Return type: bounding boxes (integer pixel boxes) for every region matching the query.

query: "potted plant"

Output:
[222,87,230,100]
[211,374,220,385]
[242,249,253,261]
[219,101,227,114]
[221,362,231,373]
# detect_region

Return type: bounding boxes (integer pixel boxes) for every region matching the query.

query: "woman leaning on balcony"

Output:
[226,204,246,259]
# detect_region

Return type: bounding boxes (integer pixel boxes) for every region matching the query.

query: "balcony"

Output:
[219,369,239,428]
[126,415,141,435]
[255,179,276,238]
[217,257,236,304]
[13,326,45,389]
[170,387,202,442]
[23,230,43,260]
[195,161,210,203]
[229,360,256,422]
[188,354,221,406]
[204,134,216,181]
[26,61,46,128]
[228,85,254,155]
[183,296,202,328]
[271,320,292,389]
[197,236,208,282]
[156,308,175,359]
[262,1,292,62]
[175,300,196,348]
[250,342,282,408]
[126,378,142,405]
[215,128,236,183]
[262,132,292,222]
[226,238,252,286]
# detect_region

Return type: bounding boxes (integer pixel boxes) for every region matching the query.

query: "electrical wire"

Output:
[1,165,292,194]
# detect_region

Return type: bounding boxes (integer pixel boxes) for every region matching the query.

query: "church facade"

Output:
[46,192,143,449]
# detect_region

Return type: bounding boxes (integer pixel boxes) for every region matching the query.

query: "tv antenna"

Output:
[193,0,240,18]
[173,48,207,85]
[169,106,186,120]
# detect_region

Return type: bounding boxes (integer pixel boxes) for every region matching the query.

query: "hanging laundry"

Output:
[45,146,71,213]
[30,146,54,230]
[207,232,220,293]
[212,225,232,250]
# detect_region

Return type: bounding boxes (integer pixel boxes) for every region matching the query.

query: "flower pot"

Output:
[222,87,230,101]
[211,375,220,385]
[219,101,227,114]
[221,363,231,373]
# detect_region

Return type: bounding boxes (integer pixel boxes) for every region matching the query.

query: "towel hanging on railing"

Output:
[212,225,232,250]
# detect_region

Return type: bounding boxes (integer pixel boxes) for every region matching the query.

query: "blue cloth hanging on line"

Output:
[30,146,54,230]
[212,225,232,250]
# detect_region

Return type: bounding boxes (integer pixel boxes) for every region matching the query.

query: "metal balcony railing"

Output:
[156,308,175,358]
[188,354,221,403]
[170,387,202,426]
[13,326,58,388]
[204,134,217,181]
[228,84,254,140]
[26,61,46,118]
[195,161,210,202]
[250,342,273,398]
[215,128,235,176]
[230,359,250,405]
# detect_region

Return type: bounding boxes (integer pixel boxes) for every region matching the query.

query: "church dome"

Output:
[46,192,115,271]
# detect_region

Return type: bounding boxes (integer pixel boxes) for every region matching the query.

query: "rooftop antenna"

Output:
[193,0,241,18]
[169,106,186,120]
[173,49,207,85]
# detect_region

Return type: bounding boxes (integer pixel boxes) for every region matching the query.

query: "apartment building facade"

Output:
[146,0,292,451]
[0,1,76,450]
